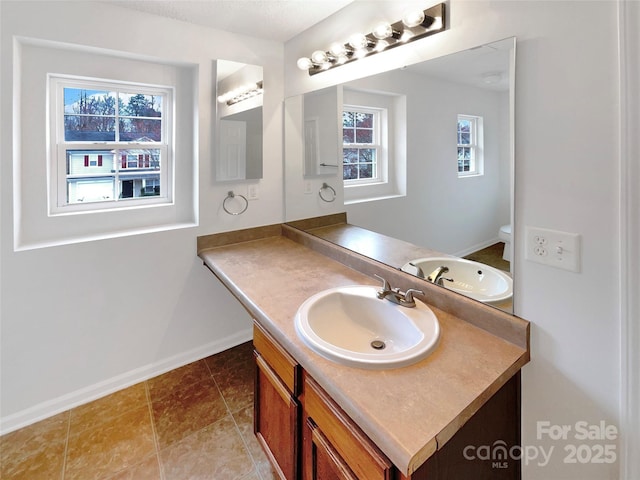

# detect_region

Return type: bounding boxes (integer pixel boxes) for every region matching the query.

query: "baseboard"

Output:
[453,237,501,258]
[0,328,252,435]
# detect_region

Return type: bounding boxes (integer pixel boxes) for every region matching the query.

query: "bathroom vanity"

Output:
[198,222,529,479]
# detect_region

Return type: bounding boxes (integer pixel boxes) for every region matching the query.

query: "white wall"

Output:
[0,1,284,431]
[284,1,622,478]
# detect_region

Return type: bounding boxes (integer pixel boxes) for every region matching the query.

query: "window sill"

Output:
[344,193,405,205]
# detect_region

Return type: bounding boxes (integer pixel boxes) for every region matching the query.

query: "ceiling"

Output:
[105,0,355,43]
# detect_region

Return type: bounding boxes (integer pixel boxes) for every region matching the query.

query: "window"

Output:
[457,114,484,177]
[342,106,383,185]
[49,75,172,213]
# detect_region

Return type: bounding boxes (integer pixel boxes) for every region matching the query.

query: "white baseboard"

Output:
[0,328,252,435]
[453,237,502,258]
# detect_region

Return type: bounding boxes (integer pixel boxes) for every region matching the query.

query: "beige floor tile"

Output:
[147,360,212,401]
[232,406,279,480]
[0,411,69,464]
[104,453,162,480]
[0,439,65,480]
[215,361,254,413]
[205,341,253,375]
[150,377,228,449]
[160,415,253,480]
[69,383,147,435]
[65,406,155,480]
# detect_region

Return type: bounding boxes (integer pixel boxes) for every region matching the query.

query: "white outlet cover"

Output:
[525,226,581,272]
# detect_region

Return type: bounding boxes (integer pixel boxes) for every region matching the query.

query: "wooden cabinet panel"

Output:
[254,321,300,394]
[306,419,358,480]
[304,376,393,480]
[254,353,300,480]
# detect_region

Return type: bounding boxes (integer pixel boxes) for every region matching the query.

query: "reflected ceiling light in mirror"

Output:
[296,2,446,76]
[217,81,263,106]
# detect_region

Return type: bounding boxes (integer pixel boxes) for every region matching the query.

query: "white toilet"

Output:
[498,224,512,262]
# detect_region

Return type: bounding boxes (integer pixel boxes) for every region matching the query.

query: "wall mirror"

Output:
[215,60,263,181]
[285,38,516,313]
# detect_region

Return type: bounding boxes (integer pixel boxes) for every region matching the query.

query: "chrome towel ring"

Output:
[223,190,249,215]
[319,183,336,203]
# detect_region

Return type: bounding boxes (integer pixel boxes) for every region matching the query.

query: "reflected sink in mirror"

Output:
[295,285,440,369]
[401,257,512,305]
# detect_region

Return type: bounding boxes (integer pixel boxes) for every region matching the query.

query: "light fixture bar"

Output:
[217,81,264,106]
[297,3,446,76]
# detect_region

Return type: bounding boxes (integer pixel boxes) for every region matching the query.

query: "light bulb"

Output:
[348,33,368,50]
[311,50,328,64]
[354,48,368,59]
[372,22,392,39]
[402,10,425,28]
[335,54,349,65]
[399,30,414,43]
[329,42,346,57]
[375,40,389,52]
[297,57,313,70]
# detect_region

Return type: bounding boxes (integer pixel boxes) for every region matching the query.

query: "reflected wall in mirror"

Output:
[286,38,516,313]
[303,87,340,178]
[216,60,263,181]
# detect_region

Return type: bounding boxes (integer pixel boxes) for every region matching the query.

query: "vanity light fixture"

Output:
[217,81,264,106]
[296,2,446,76]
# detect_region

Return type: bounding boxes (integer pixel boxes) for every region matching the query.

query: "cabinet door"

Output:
[304,376,394,480]
[306,419,358,480]
[255,353,300,480]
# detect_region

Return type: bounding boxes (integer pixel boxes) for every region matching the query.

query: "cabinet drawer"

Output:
[253,321,300,395]
[304,376,393,480]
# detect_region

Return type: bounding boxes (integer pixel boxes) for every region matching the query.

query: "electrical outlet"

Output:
[247,184,259,200]
[525,226,581,272]
[303,181,313,195]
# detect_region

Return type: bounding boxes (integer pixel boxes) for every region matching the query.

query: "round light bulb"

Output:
[400,30,414,43]
[374,39,389,52]
[372,22,393,39]
[329,42,346,57]
[297,57,313,70]
[311,50,328,64]
[335,54,349,65]
[348,33,368,50]
[402,10,425,28]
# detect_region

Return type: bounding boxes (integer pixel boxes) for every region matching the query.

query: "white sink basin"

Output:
[294,285,440,369]
[401,257,513,304]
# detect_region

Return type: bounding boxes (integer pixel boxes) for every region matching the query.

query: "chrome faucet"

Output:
[374,274,424,308]
[427,266,454,286]
[408,262,425,279]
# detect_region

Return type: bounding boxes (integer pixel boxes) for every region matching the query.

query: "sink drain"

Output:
[371,340,386,350]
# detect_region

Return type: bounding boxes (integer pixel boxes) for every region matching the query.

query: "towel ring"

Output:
[318,183,336,203]
[223,191,249,215]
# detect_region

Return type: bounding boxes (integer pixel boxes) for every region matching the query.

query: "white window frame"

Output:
[342,105,387,187]
[48,74,174,215]
[457,114,484,177]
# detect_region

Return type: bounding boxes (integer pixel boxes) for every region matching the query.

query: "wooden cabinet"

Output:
[302,375,393,480]
[253,320,521,480]
[253,322,301,480]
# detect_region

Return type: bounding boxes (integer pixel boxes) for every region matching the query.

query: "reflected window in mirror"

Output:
[457,114,484,177]
[342,106,383,184]
[342,88,406,203]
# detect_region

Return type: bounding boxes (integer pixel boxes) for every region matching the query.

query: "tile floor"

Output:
[463,242,510,272]
[0,341,278,480]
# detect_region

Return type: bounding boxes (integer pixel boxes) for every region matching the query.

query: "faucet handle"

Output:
[404,288,424,304]
[374,274,392,292]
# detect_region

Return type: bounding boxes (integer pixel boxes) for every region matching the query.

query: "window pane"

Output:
[66,149,113,175]
[343,164,358,180]
[119,148,161,170]
[343,129,355,144]
[64,115,116,141]
[343,148,358,164]
[359,148,376,163]
[355,129,373,144]
[64,88,117,115]
[342,112,354,128]
[358,164,373,179]
[355,113,373,128]
[119,174,161,198]
[121,93,162,117]
[119,118,162,142]
[458,132,470,145]
[67,177,115,204]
